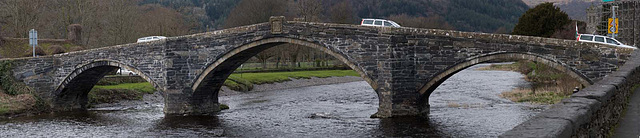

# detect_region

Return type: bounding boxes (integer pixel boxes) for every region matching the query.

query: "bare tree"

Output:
[0,0,46,37]
[139,4,191,37]
[329,0,356,24]
[288,44,302,68]
[223,0,288,29]
[102,0,141,46]
[295,0,323,22]
[254,47,277,69]
[388,14,455,30]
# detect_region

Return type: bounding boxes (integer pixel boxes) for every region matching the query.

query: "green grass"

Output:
[0,105,8,114]
[228,70,359,85]
[88,82,155,104]
[93,82,155,94]
[223,70,359,91]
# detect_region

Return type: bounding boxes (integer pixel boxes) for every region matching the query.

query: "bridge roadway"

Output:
[5,17,634,119]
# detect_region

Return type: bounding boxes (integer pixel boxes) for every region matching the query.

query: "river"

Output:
[0,64,546,137]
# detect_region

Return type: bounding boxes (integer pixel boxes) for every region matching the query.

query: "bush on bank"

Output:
[0,61,50,116]
[479,61,581,104]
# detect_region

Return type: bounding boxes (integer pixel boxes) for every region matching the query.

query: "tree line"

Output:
[0,0,197,48]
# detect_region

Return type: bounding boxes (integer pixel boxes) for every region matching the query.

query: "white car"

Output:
[116,68,137,76]
[137,36,167,43]
[361,19,401,27]
[577,34,636,49]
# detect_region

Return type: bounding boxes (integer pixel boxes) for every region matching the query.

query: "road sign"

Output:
[29,29,37,57]
[608,18,618,34]
[602,0,614,2]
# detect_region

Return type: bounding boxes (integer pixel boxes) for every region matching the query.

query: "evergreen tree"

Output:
[512,2,570,37]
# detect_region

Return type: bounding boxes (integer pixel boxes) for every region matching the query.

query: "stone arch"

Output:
[54,60,160,110]
[191,37,378,101]
[418,52,593,98]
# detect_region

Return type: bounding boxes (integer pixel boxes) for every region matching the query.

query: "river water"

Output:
[0,64,546,137]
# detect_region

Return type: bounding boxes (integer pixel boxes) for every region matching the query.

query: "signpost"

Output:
[608,5,619,38]
[29,29,37,57]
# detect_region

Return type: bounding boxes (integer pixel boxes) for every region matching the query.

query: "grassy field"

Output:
[228,70,359,84]
[92,82,155,94]
[88,82,155,104]
[224,70,359,91]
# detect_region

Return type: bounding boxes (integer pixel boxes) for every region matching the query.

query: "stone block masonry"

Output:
[1,16,634,118]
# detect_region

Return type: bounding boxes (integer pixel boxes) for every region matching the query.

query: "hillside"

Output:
[143,0,529,33]
[347,0,529,33]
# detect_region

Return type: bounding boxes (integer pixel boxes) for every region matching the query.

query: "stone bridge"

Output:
[6,17,635,118]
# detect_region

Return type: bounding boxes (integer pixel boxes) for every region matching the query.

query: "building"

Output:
[586,0,639,47]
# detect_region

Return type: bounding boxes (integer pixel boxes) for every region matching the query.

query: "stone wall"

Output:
[500,50,640,137]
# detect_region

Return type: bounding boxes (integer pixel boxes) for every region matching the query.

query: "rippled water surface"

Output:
[0,64,545,137]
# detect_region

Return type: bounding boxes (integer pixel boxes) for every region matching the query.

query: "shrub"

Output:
[0,61,34,95]
[23,46,46,57]
[69,46,85,52]
[48,45,66,55]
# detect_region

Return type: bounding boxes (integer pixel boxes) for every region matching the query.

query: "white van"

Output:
[361,19,401,27]
[137,36,167,43]
[577,34,636,49]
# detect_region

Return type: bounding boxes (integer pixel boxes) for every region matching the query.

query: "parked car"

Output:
[577,34,637,49]
[116,68,137,76]
[137,36,167,43]
[360,19,401,27]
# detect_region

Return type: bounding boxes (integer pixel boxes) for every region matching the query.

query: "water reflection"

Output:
[378,116,445,137]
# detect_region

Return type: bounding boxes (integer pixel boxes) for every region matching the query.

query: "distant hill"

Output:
[350,0,530,33]
[141,0,529,33]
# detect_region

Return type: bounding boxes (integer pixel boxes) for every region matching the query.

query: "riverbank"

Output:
[477,61,580,104]
[88,75,365,110]
[220,76,364,96]
[224,70,359,91]
[0,93,36,117]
